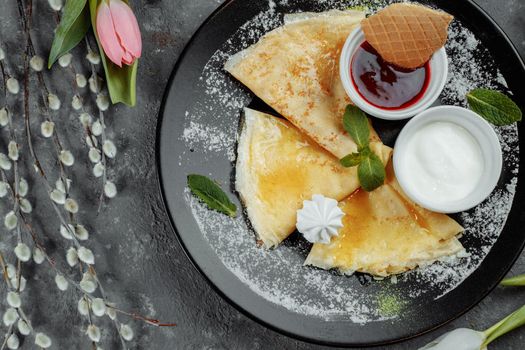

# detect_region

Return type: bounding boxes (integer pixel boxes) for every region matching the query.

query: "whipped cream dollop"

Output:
[296,194,344,244]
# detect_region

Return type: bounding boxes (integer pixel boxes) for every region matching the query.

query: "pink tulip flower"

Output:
[96,0,142,67]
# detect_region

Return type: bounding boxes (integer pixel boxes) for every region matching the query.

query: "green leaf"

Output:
[483,304,525,346]
[358,152,385,192]
[187,174,237,217]
[48,0,90,68]
[501,274,525,286]
[88,0,137,106]
[467,88,522,126]
[343,105,370,150]
[340,105,386,191]
[340,152,363,167]
[359,145,372,158]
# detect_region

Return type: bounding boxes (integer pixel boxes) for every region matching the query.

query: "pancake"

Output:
[225,10,390,160]
[305,162,464,277]
[236,108,391,248]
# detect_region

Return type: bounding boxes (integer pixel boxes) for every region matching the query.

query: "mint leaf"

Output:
[340,152,363,167]
[187,174,237,217]
[358,153,385,192]
[359,145,372,158]
[343,105,370,150]
[467,88,522,126]
[48,0,90,68]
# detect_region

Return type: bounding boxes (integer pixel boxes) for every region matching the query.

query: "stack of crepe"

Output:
[226,10,464,277]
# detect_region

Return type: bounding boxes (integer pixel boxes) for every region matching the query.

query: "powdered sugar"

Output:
[442,21,511,104]
[181,119,236,161]
[178,0,519,323]
[187,188,389,323]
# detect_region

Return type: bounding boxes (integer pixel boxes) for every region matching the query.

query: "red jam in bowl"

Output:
[351,42,431,110]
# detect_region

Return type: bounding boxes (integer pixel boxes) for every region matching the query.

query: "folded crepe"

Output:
[230,11,463,274]
[305,162,464,277]
[225,10,390,160]
[237,108,391,248]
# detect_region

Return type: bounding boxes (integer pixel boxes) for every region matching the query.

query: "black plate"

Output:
[157,0,525,347]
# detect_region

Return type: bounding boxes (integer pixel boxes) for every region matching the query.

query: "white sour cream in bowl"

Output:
[393,106,502,213]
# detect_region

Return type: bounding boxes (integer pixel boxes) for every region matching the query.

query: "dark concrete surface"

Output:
[0,0,523,349]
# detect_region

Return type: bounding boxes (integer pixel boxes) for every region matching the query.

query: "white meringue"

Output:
[296,194,344,244]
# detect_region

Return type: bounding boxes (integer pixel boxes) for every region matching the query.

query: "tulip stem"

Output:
[501,273,525,286]
[482,304,525,347]
[483,314,512,337]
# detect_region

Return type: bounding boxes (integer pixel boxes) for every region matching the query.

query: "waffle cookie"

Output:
[361,3,453,69]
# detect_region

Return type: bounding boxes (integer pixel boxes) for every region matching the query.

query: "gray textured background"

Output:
[0,0,523,349]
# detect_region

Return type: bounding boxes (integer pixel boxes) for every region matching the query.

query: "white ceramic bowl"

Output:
[339,27,449,120]
[393,106,502,213]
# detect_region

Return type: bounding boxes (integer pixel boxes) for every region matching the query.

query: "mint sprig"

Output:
[357,151,386,192]
[187,174,237,217]
[467,88,522,126]
[340,105,385,192]
[340,152,363,167]
[343,105,370,150]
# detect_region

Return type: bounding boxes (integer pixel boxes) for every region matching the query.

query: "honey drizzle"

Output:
[332,188,370,265]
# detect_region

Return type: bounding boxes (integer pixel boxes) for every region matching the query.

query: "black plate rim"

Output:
[155,0,525,347]
[154,1,318,346]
